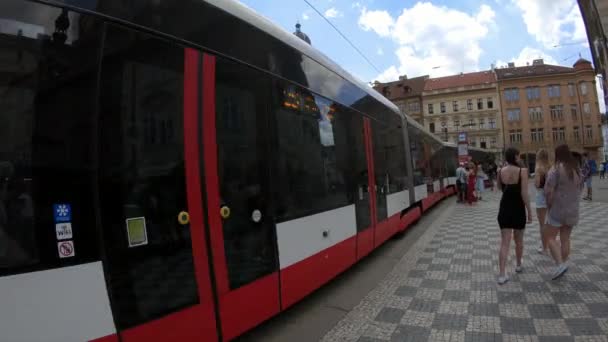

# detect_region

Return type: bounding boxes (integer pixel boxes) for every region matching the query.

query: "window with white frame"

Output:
[526,86,540,100]
[507,109,520,121]
[573,126,580,141]
[488,118,496,128]
[547,84,561,98]
[504,88,519,101]
[453,119,460,131]
[550,105,564,120]
[452,100,459,112]
[583,102,590,114]
[467,99,473,110]
[528,107,543,121]
[586,125,593,138]
[479,118,485,129]
[568,83,575,97]
[570,104,578,119]
[477,98,483,109]
[531,128,544,142]
[490,136,497,147]
[428,103,434,114]
[509,130,522,143]
[440,102,446,113]
[580,82,588,95]
[480,136,487,149]
[487,97,493,109]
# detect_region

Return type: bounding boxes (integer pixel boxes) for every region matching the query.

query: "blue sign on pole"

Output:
[53,204,72,223]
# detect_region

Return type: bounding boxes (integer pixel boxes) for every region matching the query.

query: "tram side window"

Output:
[274,87,352,221]
[407,126,429,186]
[386,119,409,194]
[372,121,388,221]
[0,2,102,275]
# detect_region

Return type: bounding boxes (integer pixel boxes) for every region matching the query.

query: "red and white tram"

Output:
[0,1,493,341]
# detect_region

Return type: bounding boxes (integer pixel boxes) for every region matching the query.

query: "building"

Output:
[422,71,503,158]
[578,0,608,162]
[495,58,604,167]
[373,75,428,124]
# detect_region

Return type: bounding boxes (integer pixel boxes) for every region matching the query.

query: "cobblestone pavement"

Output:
[321,189,608,342]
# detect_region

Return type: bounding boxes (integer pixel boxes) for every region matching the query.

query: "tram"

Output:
[0,0,493,341]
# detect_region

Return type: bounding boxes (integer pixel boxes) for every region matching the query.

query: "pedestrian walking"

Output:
[455,163,467,203]
[534,149,550,255]
[496,147,532,285]
[582,152,592,201]
[476,163,486,200]
[599,161,606,179]
[467,161,477,205]
[544,144,583,280]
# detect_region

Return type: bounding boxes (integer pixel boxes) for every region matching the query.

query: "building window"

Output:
[488,118,496,128]
[470,138,476,147]
[568,83,575,97]
[429,122,435,133]
[428,103,434,114]
[547,84,561,98]
[453,119,460,131]
[528,107,543,121]
[552,127,565,141]
[440,102,446,113]
[570,104,578,120]
[509,130,522,143]
[507,109,520,121]
[490,136,497,147]
[504,88,519,102]
[469,118,474,128]
[583,102,590,114]
[453,100,459,112]
[531,128,544,142]
[550,105,564,120]
[573,126,580,141]
[487,97,494,109]
[480,136,487,149]
[580,82,588,95]
[477,98,483,110]
[586,125,593,138]
[467,99,473,110]
[409,101,420,112]
[479,118,485,129]
[526,86,540,100]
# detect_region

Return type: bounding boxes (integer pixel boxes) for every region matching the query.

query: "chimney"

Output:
[399,75,408,81]
[507,62,515,68]
[532,59,544,65]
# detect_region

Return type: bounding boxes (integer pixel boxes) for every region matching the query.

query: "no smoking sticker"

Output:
[57,240,75,258]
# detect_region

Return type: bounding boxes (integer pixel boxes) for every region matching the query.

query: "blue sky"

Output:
[239,0,594,79]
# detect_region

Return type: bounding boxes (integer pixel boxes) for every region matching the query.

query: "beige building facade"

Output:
[373,75,428,124]
[422,71,503,158]
[496,58,604,165]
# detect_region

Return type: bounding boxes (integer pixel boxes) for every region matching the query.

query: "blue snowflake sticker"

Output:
[53,203,72,223]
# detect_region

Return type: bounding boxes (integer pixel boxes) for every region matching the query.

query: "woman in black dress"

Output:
[497,148,532,284]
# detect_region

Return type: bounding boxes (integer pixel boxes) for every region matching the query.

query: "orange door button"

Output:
[178,211,190,225]
[220,206,231,219]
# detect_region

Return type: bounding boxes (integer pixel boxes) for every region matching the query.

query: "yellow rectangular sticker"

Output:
[126,217,148,247]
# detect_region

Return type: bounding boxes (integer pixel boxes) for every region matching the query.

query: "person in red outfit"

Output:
[467,161,477,204]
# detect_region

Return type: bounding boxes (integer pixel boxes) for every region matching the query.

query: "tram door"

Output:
[200,54,280,341]
[97,26,218,341]
[356,118,375,259]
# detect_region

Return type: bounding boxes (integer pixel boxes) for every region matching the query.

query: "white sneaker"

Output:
[515,265,523,273]
[552,263,568,280]
[537,245,544,254]
[497,275,509,285]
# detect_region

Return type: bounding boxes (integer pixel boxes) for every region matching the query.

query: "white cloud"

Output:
[352,2,362,9]
[325,7,342,18]
[511,0,588,48]
[360,2,496,81]
[495,46,558,68]
[358,8,394,37]
[377,47,384,55]
[302,12,310,21]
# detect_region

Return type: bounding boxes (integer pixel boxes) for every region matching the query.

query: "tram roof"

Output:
[206,0,402,118]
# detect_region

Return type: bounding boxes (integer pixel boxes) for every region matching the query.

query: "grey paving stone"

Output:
[421,279,448,289]
[497,292,527,304]
[394,285,418,297]
[390,325,430,342]
[538,337,574,342]
[357,337,388,342]
[528,304,563,319]
[587,303,608,317]
[432,313,469,331]
[464,332,503,342]
[500,317,537,334]
[374,307,405,324]
[408,298,440,313]
[443,290,471,302]
[552,292,582,304]
[469,303,500,317]
[565,318,604,336]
